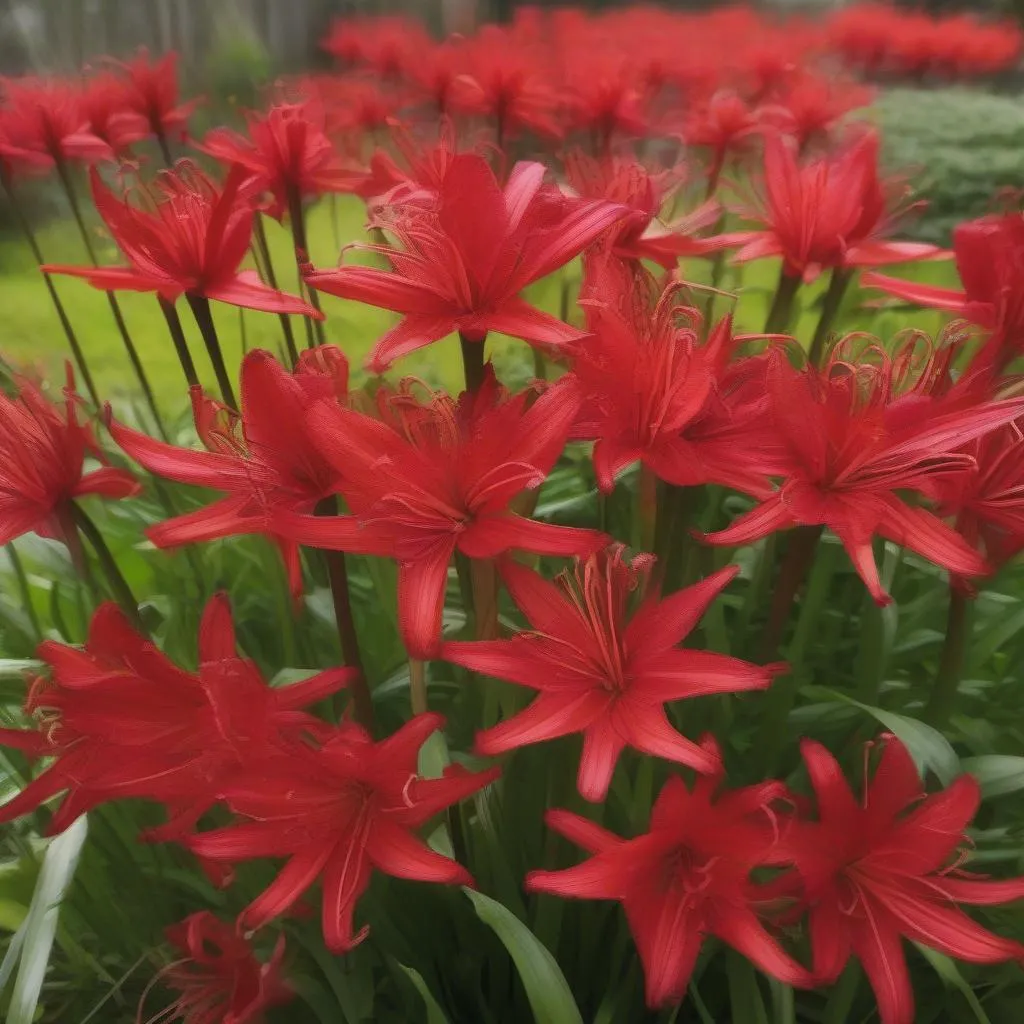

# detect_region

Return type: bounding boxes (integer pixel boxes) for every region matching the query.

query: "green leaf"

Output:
[463,888,583,1024]
[6,815,89,1024]
[808,689,960,785]
[961,756,1024,799]
[0,661,38,679]
[726,953,768,1024]
[915,945,992,1024]
[396,962,452,1024]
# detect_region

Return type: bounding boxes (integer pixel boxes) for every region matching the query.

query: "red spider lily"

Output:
[0,108,54,178]
[442,549,778,801]
[703,339,1024,604]
[115,49,198,143]
[321,16,429,78]
[78,72,150,155]
[562,54,649,149]
[146,911,292,1024]
[408,42,466,115]
[931,421,1024,585]
[756,73,875,152]
[109,348,348,597]
[0,594,350,837]
[864,212,1024,363]
[188,713,500,952]
[0,368,138,549]
[568,260,778,495]
[718,131,945,282]
[526,738,814,1007]
[275,369,606,658]
[360,123,460,207]
[0,76,113,167]
[450,27,563,142]
[198,101,366,221]
[305,153,626,371]
[302,74,403,139]
[787,737,1024,1024]
[680,90,763,189]
[42,163,319,316]
[563,152,721,270]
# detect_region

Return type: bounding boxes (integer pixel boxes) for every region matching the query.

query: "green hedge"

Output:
[874,86,1024,244]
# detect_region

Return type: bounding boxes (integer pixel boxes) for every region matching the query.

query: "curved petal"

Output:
[366,315,460,373]
[850,902,915,1024]
[800,739,861,830]
[242,845,334,931]
[484,297,589,348]
[713,907,813,987]
[272,509,395,556]
[397,540,455,659]
[206,271,321,318]
[614,702,720,775]
[543,808,621,854]
[474,690,607,756]
[860,272,969,316]
[73,466,141,500]
[460,514,607,559]
[367,818,470,884]
[577,717,628,802]
[147,495,260,548]
[703,495,796,547]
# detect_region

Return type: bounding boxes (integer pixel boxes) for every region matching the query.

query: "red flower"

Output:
[789,737,1024,1024]
[0,594,350,837]
[78,72,150,155]
[568,260,778,495]
[562,54,649,148]
[115,49,198,143]
[864,212,1024,357]
[188,713,499,952]
[275,369,606,658]
[932,420,1024,584]
[0,368,138,549]
[0,77,112,167]
[704,340,1024,604]
[360,123,460,207]
[450,27,562,141]
[109,348,348,597]
[198,101,366,221]
[151,911,292,1024]
[563,152,721,270]
[42,163,319,316]
[680,90,763,186]
[305,153,626,371]
[756,73,875,152]
[443,548,776,801]
[719,131,945,282]
[321,16,428,78]
[526,740,814,1007]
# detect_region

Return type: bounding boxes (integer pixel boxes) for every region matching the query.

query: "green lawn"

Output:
[0,192,960,420]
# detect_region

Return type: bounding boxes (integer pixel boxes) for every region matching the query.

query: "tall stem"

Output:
[1,172,100,408]
[459,331,487,392]
[409,658,428,715]
[758,525,823,661]
[315,497,373,731]
[6,543,42,639]
[763,266,801,336]
[186,294,237,409]
[156,130,174,168]
[157,297,200,389]
[254,214,300,367]
[286,186,325,346]
[55,160,167,439]
[70,503,145,632]
[923,588,972,728]
[807,268,851,368]
[637,464,658,554]
[470,558,499,641]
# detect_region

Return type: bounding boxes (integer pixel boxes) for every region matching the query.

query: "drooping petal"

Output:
[367,818,471,884]
[543,808,621,854]
[860,272,969,316]
[875,500,988,579]
[242,845,335,931]
[396,539,456,659]
[206,271,322,318]
[851,903,915,1024]
[366,315,461,373]
[712,906,813,987]
[577,717,628,802]
[73,467,141,500]
[147,495,262,548]
[703,495,796,547]
[319,845,373,953]
[614,702,720,775]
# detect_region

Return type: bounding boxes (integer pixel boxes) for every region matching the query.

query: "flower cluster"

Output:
[1,9,1024,1024]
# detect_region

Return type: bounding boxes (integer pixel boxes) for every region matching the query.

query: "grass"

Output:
[0,181,962,419]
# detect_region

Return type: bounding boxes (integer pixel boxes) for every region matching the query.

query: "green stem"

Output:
[157,297,200,389]
[923,588,972,727]
[638,464,658,554]
[254,214,300,367]
[758,534,837,774]
[409,658,428,715]
[459,330,487,392]
[470,558,499,641]
[763,266,801,336]
[807,268,851,368]
[758,525,823,661]
[70,503,145,632]
[186,294,237,409]
[6,543,42,639]
[156,130,174,168]
[315,497,372,731]
[1,172,100,408]
[55,159,167,439]
[822,962,861,1024]
[286,186,325,346]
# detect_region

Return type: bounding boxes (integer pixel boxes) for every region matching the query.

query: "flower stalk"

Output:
[758,525,823,661]
[807,268,852,367]
[285,186,326,346]
[185,294,237,410]
[923,588,972,727]
[157,297,200,390]
[459,330,487,393]
[253,214,300,367]
[763,267,801,335]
